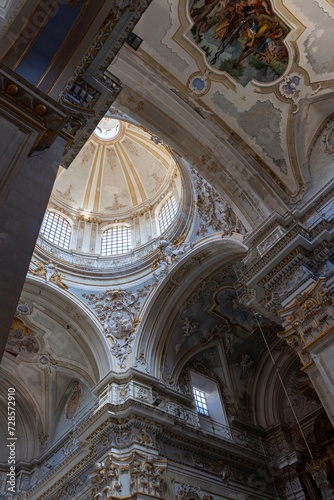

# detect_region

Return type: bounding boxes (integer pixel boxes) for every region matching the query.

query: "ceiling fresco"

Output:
[187,0,290,86]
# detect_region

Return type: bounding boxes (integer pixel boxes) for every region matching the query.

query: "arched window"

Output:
[101,226,131,255]
[41,211,71,249]
[158,195,177,233]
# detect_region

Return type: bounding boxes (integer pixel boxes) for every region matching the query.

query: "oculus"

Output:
[94,118,121,141]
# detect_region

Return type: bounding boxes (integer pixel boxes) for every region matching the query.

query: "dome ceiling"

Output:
[54,118,176,217]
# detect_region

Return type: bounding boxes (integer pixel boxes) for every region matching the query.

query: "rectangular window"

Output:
[193,388,209,416]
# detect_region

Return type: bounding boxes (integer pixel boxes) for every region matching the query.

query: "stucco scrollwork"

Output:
[64,380,83,421]
[159,235,194,265]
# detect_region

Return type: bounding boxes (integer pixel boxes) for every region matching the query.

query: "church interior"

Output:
[0,0,334,498]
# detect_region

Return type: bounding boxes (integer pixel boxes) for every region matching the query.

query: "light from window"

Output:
[193,388,209,416]
[159,196,177,233]
[101,226,131,255]
[41,211,71,249]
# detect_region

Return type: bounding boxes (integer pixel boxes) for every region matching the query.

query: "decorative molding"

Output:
[278,278,334,368]
[89,450,167,498]
[0,63,67,151]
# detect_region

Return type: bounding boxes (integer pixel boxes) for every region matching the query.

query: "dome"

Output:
[53,117,177,218]
[36,116,190,272]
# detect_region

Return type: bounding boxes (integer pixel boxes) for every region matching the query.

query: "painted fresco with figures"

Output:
[188,0,290,85]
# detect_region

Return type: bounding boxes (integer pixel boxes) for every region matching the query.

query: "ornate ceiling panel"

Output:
[122,0,334,204]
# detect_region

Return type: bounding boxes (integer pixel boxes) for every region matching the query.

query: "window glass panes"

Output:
[193,388,209,416]
[41,211,71,249]
[101,226,131,255]
[159,196,177,233]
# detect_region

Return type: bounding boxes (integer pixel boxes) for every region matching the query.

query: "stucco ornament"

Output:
[64,380,83,421]
[278,72,326,114]
[323,117,334,154]
[193,170,244,236]
[175,316,200,354]
[90,452,166,498]
[159,235,194,265]
[29,260,68,289]
[172,479,201,499]
[83,286,150,339]
[84,286,150,368]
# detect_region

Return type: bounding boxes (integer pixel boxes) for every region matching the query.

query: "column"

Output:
[278,278,334,426]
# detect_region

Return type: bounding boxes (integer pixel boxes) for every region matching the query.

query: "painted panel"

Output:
[187,0,290,86]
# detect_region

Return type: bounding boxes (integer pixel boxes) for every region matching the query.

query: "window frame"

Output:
[158,195,178,234]
[193,387,209,416]
[40,210,72,249]
[100,224,132,256]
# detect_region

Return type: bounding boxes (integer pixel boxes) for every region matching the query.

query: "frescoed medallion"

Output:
[5,317,39,357]
[187,0,290,86]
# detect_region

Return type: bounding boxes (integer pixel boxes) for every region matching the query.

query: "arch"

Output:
[135,233,248,379]
[250,342,298,428]
[0,368,41,462]
[23,277,115,378]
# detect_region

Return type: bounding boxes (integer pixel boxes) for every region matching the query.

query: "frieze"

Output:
[172,479,201,500]
[17,406,276,499]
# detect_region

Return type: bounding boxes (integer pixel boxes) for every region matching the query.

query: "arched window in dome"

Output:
[158,195,177,233]
[101,225,132,256]
[41,211,72,249]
